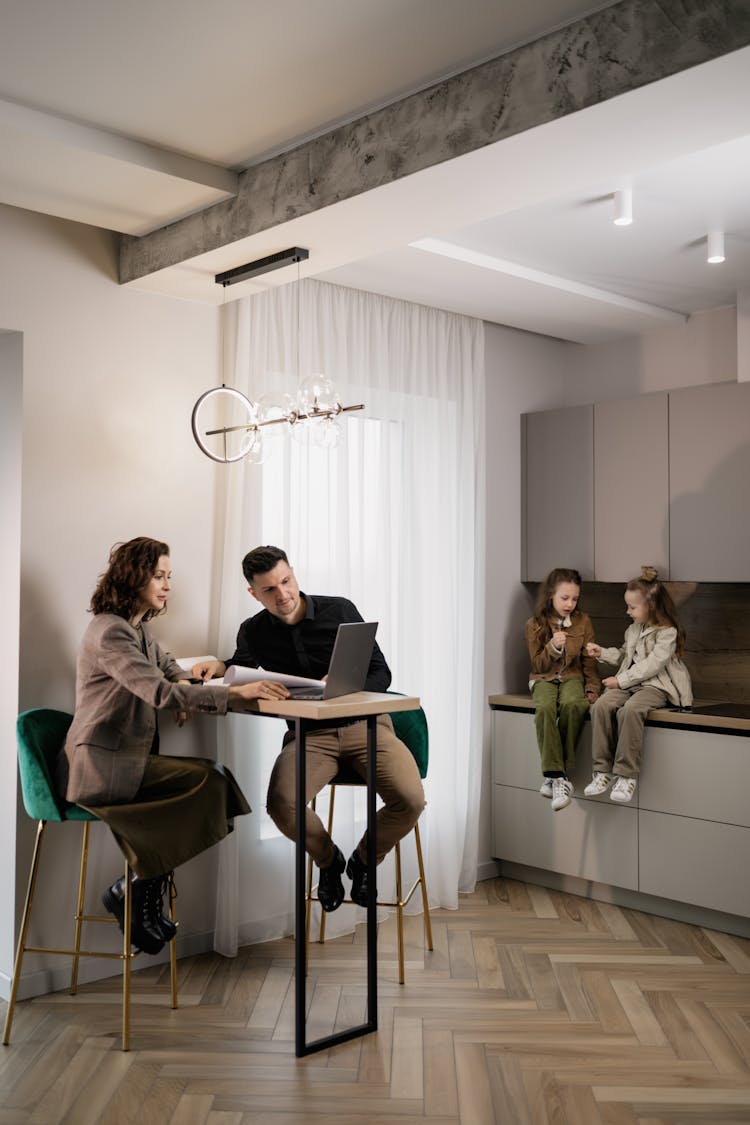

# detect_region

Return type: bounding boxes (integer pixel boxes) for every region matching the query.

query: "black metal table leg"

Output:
[295,714,378,1057]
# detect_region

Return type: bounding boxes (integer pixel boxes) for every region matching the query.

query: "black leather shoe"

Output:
[346,850,376,907]
[317,846,346,912]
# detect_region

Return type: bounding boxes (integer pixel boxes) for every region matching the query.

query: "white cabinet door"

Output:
[522,405,594,581]
[639,810,750,917]
[493,785,638,889]
[639,728,750,827]
[594,393,669,581]
[669,381,750,581]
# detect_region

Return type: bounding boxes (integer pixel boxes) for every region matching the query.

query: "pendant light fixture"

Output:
[191,248,364,464]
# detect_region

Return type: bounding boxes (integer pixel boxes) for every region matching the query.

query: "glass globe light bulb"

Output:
[256,391,296,442]
[310,415,343,449]
[297,373,339,417]
[244,428,264,464]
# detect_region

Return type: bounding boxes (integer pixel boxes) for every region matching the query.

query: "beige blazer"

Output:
[58,614,230,805]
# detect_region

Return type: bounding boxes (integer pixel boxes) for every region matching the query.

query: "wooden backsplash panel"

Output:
[580,582,750,704]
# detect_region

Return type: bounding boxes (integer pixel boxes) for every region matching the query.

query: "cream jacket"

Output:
[598,623,693,708]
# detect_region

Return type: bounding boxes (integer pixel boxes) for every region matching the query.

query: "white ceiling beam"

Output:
[411,238,686,325]
[0,98,238,193]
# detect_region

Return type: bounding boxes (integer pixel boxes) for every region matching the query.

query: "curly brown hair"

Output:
[626,566,685,656]
[90,537,170,622]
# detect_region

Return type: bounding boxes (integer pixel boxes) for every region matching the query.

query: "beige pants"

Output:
[266,714,426,868]
[590,685,668,778]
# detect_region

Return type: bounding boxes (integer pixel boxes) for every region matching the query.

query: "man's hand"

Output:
[602,676,620,690]
[585,689,599,703]
[192,659,226,681]
[586,642,602,658]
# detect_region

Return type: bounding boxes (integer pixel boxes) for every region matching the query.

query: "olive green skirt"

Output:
[83,755,251,879]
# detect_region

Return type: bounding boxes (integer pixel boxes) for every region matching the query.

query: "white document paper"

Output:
[222,664,325,692]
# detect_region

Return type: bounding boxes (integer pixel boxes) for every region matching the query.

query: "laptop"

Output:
[287,621,378,700]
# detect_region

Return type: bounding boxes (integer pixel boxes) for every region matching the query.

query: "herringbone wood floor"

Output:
[2,877,750,1124]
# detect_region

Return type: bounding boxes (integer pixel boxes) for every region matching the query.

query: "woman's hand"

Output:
[585,689,599,703]
[229,680,291,704]
[192,659,226,681]
[551,630,567,649]
[586,642,602,658]
[602,676,620,690]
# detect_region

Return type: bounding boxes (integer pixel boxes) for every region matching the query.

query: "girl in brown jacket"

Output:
[526,568,601,811]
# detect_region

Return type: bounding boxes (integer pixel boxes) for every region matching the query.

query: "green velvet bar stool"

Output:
[3,709,178,1052]
[305,702,433,984]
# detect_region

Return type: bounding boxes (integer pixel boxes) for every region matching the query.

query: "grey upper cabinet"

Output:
[669,381,750,581]
[593,393,669,581]
[522,405,594,581]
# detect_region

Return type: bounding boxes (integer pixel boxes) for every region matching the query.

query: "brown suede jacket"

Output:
[525,610,601,699]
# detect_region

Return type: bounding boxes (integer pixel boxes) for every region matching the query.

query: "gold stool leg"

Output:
[3,820,46,1046]
[395,841,405,985]
[414,822,433,952]
[69,821,90,995]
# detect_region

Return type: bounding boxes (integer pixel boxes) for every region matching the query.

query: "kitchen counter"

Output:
[488,692,750,933]
[488,693,750,735]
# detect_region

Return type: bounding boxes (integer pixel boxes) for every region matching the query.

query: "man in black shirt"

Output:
[193,545,425,913]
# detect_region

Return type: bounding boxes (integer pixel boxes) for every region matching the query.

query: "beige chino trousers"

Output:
[590,685,668,779]
[266,714,426,869]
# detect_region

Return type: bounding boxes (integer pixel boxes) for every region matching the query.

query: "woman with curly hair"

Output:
[57,536,289,955]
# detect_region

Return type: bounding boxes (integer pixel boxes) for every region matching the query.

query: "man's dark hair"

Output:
[242,545,289,584]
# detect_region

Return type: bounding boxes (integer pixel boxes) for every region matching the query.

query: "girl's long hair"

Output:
[627,565,685,656]
[533,567,583,642]
[90,537,169,622]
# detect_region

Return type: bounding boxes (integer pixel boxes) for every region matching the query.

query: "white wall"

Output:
[0,204,228,998]
[0,331,23,984]
[480,321,572,874]
[561,305,737,404]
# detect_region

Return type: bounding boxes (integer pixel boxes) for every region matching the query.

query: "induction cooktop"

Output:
[688,703,750,720]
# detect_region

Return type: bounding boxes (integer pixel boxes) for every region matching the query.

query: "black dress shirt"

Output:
[227,593,391,703]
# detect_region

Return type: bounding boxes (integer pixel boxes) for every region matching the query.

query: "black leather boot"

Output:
[102,877,164,955]
[148,874,178,942]
[103,874,177,943]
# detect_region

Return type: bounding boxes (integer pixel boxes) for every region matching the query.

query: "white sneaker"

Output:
[550,777,573,811]
[584,772,614,796]
[610,776,637,803]
[540,778,553,798]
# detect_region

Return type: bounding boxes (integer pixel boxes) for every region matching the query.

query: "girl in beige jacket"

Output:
[585,567,692,803]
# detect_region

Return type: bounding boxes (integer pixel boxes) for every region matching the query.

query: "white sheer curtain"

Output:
[212,280,485,955]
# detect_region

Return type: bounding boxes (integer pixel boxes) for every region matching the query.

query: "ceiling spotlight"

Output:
[613,189,633,226]
[707,231,725,264]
